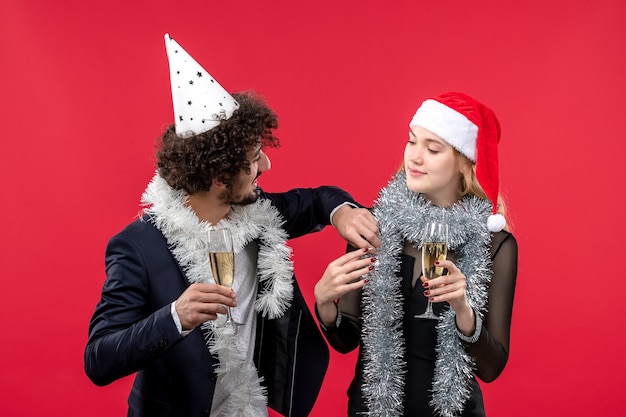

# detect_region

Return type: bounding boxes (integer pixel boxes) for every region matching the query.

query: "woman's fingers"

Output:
[315,250,374,303]
[330,249,374,282]
[423,260,467,303]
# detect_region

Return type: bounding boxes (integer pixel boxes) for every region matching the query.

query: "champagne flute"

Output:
[208,228,241,327]
[415,222,448,320]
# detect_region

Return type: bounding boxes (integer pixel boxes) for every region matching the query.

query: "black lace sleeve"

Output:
[317,231,519,374]
[315,291,362,353]
[464,231,518,382]
[316,245,363,354]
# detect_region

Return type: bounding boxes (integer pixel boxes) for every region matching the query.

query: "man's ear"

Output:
[212,177,227,189]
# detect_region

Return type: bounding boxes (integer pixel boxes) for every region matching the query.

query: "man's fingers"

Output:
[193,283,236,296]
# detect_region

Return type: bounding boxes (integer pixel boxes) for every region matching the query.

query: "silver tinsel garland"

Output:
[361,172,493,417]
[141,173,295,416]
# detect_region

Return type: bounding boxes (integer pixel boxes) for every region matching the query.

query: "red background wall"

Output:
[1,1,625,416]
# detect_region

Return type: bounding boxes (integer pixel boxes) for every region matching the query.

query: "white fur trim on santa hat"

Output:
[410,99,478,161]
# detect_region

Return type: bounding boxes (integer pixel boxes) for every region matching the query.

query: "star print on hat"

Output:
[410,92,506,232]
[164,33,239,138]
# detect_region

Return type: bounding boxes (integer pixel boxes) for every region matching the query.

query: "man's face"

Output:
[220,145,271,205]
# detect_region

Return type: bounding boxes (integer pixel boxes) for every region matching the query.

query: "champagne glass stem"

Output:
[225,306,234,324]
[424,299,434,317]
[415,294,438,319]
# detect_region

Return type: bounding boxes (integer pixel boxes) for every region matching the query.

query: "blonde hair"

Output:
[456,151,512,232]
[398,151,512,232]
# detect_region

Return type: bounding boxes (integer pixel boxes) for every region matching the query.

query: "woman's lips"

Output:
[408,168,426,177]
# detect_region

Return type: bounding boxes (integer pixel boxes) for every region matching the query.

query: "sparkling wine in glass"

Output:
[415,222,448,320]
[208,228,241,327]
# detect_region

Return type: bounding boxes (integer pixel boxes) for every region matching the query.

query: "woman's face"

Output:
[404,126,461,207]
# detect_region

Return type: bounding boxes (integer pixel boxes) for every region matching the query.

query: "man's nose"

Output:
[259,151,271,172]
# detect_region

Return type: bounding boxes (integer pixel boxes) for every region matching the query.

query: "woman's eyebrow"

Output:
[409,129,445,145]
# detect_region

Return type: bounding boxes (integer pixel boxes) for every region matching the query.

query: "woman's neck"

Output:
[422,189,461,208]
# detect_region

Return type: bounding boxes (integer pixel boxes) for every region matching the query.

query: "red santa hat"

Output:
[409,92,505,232]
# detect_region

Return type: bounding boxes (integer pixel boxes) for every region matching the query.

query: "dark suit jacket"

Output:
[85,187,352,417]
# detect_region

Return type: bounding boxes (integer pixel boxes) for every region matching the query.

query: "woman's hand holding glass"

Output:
[420,260,468,309]
[420,260,476,332]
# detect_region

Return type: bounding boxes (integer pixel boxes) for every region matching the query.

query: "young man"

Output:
[84,34,379,417]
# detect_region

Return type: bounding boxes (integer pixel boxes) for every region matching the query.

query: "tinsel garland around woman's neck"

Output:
[360,171,494,417]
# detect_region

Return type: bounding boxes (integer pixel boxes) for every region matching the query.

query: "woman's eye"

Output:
[428,148,440,154]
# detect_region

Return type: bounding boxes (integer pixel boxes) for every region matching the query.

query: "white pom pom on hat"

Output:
[487,213,506,232]
[164,33,239,138]
[410,92,505,232]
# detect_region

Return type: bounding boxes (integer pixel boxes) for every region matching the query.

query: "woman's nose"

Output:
[408,147,423,164]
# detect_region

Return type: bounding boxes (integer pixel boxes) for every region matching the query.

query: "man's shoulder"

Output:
[111,215,164,244]
[106,215,175,267]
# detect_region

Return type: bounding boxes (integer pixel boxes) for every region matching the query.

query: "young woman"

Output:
[314,92,518,417]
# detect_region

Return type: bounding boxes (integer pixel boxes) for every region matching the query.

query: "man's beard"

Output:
[219,185,259,206]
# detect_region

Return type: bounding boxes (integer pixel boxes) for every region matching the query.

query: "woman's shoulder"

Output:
[490,230,518,259]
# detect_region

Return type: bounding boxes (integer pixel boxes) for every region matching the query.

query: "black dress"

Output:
[318,231,518,417]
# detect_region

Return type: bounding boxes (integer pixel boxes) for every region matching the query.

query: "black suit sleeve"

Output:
[84,220,185,386]
[259,186,355,239]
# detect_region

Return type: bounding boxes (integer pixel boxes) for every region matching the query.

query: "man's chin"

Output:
[232,191,258,206]
[239,194,258,205]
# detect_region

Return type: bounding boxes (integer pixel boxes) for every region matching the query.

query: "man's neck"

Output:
[186,191,230,225]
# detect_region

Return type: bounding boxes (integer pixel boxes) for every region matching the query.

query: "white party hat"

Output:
[164,33,239,137]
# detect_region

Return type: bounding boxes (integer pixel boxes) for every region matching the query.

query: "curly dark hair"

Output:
[156,91,280,193]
